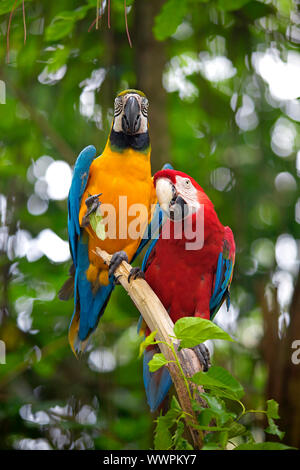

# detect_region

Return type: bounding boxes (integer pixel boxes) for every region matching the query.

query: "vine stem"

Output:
[237,400,246,417]
[169,343,193,401]
[22,0,26,44]
[108,0,111,28]
[124,0,132,47]
[96,0,100,29]
[237,400,268,421]
[6,0,18,64]
[238,408,268,420]
[152,339,193,401]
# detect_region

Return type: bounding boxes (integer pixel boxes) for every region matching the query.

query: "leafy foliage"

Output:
[174,317,234,349]
[148,353,169,372]
[192,366,244,401]
[151,317,291,450]
[154,397,193,450]
[153,0,188,41]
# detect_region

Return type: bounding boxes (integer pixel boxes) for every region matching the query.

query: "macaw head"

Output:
[112,89,149,136]
[154,169,213,221]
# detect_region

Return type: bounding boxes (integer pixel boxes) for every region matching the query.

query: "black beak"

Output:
[122,96,141,135]
[169,195,189,221]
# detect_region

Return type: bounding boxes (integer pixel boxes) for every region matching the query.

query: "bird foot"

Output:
[128,267,145,283]
[109,251,128,281]
[192,343,211,372]
[82,193,102,227]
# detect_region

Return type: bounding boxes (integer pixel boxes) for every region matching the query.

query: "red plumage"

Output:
[141,169,235,411]
[144,169,235,324]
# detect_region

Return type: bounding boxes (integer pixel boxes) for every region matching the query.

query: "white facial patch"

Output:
[155,178,174,214]
[113,93,148,134]
[175,175,200,214]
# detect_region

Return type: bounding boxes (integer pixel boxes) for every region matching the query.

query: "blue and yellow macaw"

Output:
[60,89,164,354]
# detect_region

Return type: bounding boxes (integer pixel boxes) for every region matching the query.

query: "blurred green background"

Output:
[0,0,299,450]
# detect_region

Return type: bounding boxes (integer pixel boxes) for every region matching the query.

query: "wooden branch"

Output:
[96,248,205,449]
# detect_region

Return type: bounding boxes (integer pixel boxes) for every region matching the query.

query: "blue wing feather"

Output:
[68,145,115,346]
[68,145,96,265]
[209,251,233,320]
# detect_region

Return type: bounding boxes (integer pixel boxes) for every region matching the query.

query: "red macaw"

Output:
[138,169,236,411]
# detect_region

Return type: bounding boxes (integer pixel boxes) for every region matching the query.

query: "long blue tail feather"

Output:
[143,347,172,412]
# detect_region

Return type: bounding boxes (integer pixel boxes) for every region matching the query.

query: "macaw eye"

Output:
[185,179,191,187]
[141,98,149,117]
[114,97,123,116]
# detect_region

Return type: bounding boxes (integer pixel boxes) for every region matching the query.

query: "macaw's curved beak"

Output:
[122,96,141,135]
[156,178,189,221]
[169,195,188,221]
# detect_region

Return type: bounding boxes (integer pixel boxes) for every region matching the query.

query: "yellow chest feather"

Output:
[79,147,156,277]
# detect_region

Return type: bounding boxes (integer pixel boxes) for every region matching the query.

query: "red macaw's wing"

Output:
[209,226,235,320]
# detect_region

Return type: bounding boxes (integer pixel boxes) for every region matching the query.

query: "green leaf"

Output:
[46,18,75,42]
[162,400,182,425]
[153,0,188,41]
[235,442,295,450]
[154,417,173,450]
[277,0,294,17]
[174,317,234,349]
[202,443,222,450]
[266,399,280,419]
[193,406,216,427]
[227,421,247,439]
[45,8,89,42]
[154,398,183,450]
[191,366,244,400]
[219,430,229,449]
[189,421,230,432]
[148,353,169,372]
[172,420,184,445]
[172,419,194,450]
[175,438,194,450]
[265,401,284,440]
[217,0,251,11]
[265,418,285,440]
[90,211,106,240]
[239,1,275,20]
[199,392,235,427]
[169,395,182,415]
[139,330,157,358]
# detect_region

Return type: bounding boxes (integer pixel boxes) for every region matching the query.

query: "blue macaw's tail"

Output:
[68,233,115,355]
[143,346,173,412]
[137,302,172,411]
